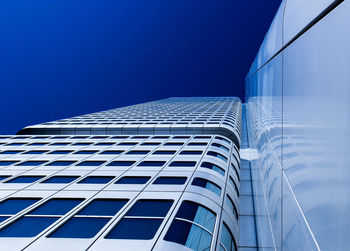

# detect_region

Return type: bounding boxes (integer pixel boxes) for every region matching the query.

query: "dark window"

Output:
[16,161,47,166]
[107,161,135,167]
[74,150,98,154]
[131,136,148,139]
[111,136,128,139]
[49,199,128,238]
[48,150,73,154]
[153,177,187,185]
[118,142,137,146]
[106,199,173,240]
[28,143,48,146]
[138,161,166,167]
[215,136,231,145]
[78,176,114,184]
[0,176,10,181]
[28,199,84,215]
[6,143,26,146]
[126,150,150,155]
[6,176,45,183]
[226,195,238,220]
[141,142,160,146]
[153,150,176,155]
[0,150,23,154]
[179,150,203,155]
[151,136,169,139]
[50,142,71,146]
[201,162,225,176]
[100,150,123,155]
[207,151,228,162]
[71,136,88,139]
[0,161,19,166]
[169,161,196,167]
[46,161,77,166]
[173,136,190,139]
[94,142,115,146]
[23,150,48,155]
[41,176,79,184]
[77,161,106,166]
[115,176,150,184]
[164,142,184,146]
[194,136,211,139]
[0,198,41,214]
[220,222,237,251]
[211,143,230,152]
[191,178,221,196]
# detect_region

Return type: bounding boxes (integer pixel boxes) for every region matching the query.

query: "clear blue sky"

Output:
[1,0,281,134]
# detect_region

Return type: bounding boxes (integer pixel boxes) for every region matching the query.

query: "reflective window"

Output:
[153,150,176,155]
[153,177,187,185]
[115,176,150,184]
[192,177,221,196]
[100,150,123,155]
[77,161,106,166]
[106,199,173,240]
[16,161,47,166]
[169,161,196,167]
[46,161,77,166]
[49,199,128,238]
[141,142,160,146]
[107,161,135,166]
[0,176,10,181]
[74,150,98,154]
[0,161,19,166]
[126,150,150,155]
[78,176,114,184]
[211,143,230,152]
[6,176,45,183]
[0,150,23,154]
[188,142,207,146]
[229,176,239,197]
[0,198,41,214]
[207,151,228,162]
[41,176,79,184]
[138,161,166,167]
[219,223,236,251]
[48,150,73,154]
[164,201,216,250]
[180,150,203,155]
[164,142,184,146]
[226,195,238,220]
[201,162,225,176]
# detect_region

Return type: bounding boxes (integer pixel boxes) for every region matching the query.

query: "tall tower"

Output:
[0,97,241,251]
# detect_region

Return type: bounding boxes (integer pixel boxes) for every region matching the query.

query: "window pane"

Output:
[49,217,109,238]
[0,151,23,154]
[28,199,84,215]
[0,161,19,166]
[126,200,173,217]
[107,161,135,166]
[0,176,11,181]
[220,223,236,251]
[78,176,114,184]
[77,161,106,166]
[16,161,47,166]
[153,150,176,155]
[201,162,225,176]
[169,161,196,167]
[106,218,162,240]
[77,199,128,216]
[175,201,216,232]
[41,176,79,184]
[126,150,150,155]
[0,198,40,214]
[74,151,98,154]
[115,176,150,184]
[48,150,73,154]
[100,150,123,155]
[207,151,228,162]
[6,176,45,183]
[46,161,76,166]
[137,161,165,167]
[192,178,221,196]
[179,151,203,155]
[0,216,59,237]
[23,150,48,154]
[164,220,212,251]
[153,177,187,185]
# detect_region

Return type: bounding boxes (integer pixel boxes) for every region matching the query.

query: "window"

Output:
[115,176,150,184]
[106,199,173,240]
[153,150,176,155]
[94,142,115,146]
[0,161,19,166]
[111,136,128,139]
[91,136,108,139]
[131,136,148,139]
[231,163,240,180]
[71,142,92,146]
[118,142,137,146]
[50,142,71,146]
[6,176,45,183]
[77,161,106,166]
[152,136,169,139]
[153,177,187,185]
[0,176,10,181]
[48,150,73,154]
[16,161,48,166]
[138,161,166,167]
[23,150,49,155]
[0,150,23,154]
[169,161,196,167]
[212,143,230,152]
[126,150,150,155]
[226,195,238,220]
[219,223,237,251]
[49,199,128,238]
[207,151,228,162]
[41,176,79,184]
[141,142,160,146]
[194,136,210,139]
[201,162,225,176]
[0,198,83,237]
[100,150,124,155]
[179,150,203,155]
[28,142,48,146]
[164,201,216,250]
[6,143,26,146]
[215,136,231,145]
[46,161,77,166]
[0,198,41,215]
[78,176,114,184]
[229,176,239,197]
[107,161,135,167]
[173,136,190,139]
[74,150,98,154]
[192,177,221,196]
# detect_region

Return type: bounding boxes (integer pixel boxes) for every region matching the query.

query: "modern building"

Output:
[0,97,242,251]
[1,1,350,250]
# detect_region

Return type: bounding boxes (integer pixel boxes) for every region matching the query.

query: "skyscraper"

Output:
[0,97,242,251]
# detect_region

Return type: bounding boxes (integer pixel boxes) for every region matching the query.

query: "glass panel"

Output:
[220,223,236,251]
[153,177,187,185]
[16,161,47,166]
[0,198,40,214]
[137,161,166,167]
[169,161,196,167]
[78,176,114,184]
[191,178,221,196]
[115,176,150,184]
[201,162,225,176]
[176,201,216,232]
[46,161,76,166]
[107,161,135,166]
[100,150,123,155]
[77,161,106,166]
[6,176,45,183]
[153,150,176,155]
[77,199,128,216]
[28,199,84,215]
[49,217,109,238]
[106,218,163,240]
[126,200,173,217]
[41,176,79,184]
[0,217,59,237]
[164,220,212,251]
